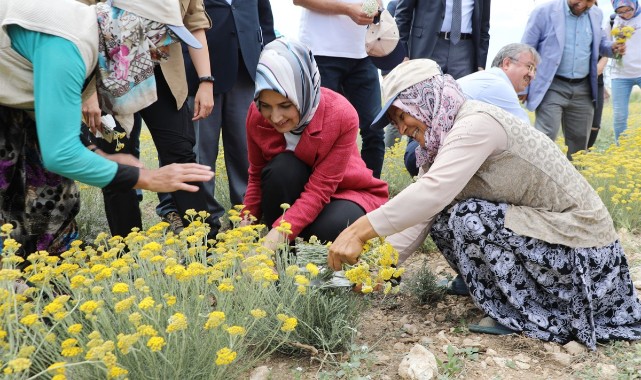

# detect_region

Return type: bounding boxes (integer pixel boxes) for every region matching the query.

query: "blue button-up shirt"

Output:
[556,1,593,79]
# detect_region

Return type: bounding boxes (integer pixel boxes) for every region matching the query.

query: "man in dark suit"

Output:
[157,0,276,227]
[395,0,491,79]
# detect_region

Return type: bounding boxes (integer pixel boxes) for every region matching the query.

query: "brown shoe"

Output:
[162,211,184,234]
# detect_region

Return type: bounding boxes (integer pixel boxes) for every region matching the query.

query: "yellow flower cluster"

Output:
[343,238,403,295]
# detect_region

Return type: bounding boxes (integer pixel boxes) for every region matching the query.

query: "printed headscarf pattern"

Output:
[254,38,321,135]
[95,3,178,119]
[612,0,641,17]
[395,73,467,167]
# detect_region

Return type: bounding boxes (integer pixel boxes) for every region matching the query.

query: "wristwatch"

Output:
[198,75,215,84]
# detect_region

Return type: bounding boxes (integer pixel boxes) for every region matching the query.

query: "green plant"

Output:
[317,344,376,380]
[437,345,464,379]
[407,261,446,305]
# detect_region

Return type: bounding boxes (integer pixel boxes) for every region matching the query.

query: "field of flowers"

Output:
[2,98,640,378]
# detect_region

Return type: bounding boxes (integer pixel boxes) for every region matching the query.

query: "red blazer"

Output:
[243,88,389,239]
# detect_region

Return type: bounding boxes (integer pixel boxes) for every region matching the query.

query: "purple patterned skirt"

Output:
[0,106,79,259]
[430,198,641,349]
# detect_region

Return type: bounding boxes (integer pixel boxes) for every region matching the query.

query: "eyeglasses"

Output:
[509,58,537,75]
[615,7,634,16]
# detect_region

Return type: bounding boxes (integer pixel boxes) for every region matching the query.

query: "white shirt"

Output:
[441,0,474,34]
[298,0,368,59]
[607,14,641,79]
[457,67,531,124]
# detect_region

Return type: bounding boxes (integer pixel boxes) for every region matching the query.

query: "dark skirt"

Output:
[0,106,79,258]
[430,198,641,349]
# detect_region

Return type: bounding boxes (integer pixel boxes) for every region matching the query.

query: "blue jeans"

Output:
[314,56,384,178]
[611,77,641,144]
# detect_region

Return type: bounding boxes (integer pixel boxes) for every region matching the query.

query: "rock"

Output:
[374,352,391,365]
[436,331,451,343]
[403,323,419,335]
[394,342,407,351]
[551,352,573,366]
[513,353,531,363]
[543,343,561,353]
[596,363,618,377]
[398,344,439,380]
[492,357,509,368]
[486,348,498,356]
[249,366,270,380]
[630,267,641,289]
[434,314,446,322]
[484,357,494,366]
[479,361,488,369]
[515,361,531,370]
[419,336,433,346]
[462,338,482,347]
[400,315,410,325]
[563,341,587,355]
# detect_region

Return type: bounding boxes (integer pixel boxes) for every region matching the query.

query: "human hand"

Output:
[136,163,214,193]
[192,82,214,121]
[612,42,627,56]
[262,228,285,251]
[328,228,365,271]
[345,3,375,25]
[518,94,528,103]
[82,92,103,134]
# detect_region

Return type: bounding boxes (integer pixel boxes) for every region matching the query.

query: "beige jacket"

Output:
[0,0,98,109]
[77,0,211,109]
[369,101,617,262]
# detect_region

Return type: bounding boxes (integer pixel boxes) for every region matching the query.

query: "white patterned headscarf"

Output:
[396,74,467,166]
[95,3,178,122]
[254,38,321,135]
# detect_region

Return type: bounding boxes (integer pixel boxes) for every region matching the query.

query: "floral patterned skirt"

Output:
[0,106,79,259]
[430,198,641,349]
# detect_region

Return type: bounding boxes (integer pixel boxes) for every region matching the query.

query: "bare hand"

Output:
[82,92,103,134]
[613,42,627,56]
[136,163,214,193]
[105,153,144,168]
[328,229,365,271]
[262,228,285,251]
[345,3,375,25]
[192,83,214,121]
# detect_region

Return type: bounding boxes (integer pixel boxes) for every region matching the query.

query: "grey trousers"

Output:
[430,38,475,79]
[534,78,594,159]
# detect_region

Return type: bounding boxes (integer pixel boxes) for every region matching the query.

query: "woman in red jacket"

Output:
[243,38,388,247]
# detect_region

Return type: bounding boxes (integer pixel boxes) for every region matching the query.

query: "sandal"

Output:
[437,274,469,296]
[468,316,518,336]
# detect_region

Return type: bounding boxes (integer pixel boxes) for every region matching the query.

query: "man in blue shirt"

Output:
[521,0,623,159]
[404,43,540,176]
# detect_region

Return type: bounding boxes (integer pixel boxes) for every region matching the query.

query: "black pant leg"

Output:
[299,200,365,243]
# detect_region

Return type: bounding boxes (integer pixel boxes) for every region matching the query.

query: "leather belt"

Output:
[437,31,473,40]
[555,75,588,84]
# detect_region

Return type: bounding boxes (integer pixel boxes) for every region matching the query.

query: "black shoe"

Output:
[162,211,184,234]
[438,274,469,296]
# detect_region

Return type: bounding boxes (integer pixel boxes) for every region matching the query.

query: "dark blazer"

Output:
[395,0,491,69]
[184,0,276,95]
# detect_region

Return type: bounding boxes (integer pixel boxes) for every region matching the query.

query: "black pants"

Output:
[260,152,365,243]
[99,67,218,238]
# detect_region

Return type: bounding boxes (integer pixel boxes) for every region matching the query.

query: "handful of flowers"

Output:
[361,0,380,17]
[611,25,636,65]
[295,236,404,294]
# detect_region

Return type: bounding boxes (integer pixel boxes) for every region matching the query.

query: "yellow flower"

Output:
[138,296,155,310]
[226,325,246,336]
[137,325,158,337]
[111,282,129,294]
[146,336,166,352]
[250,309,267,319]
[305,263,320,277]
[19,314,39,326]
[166,313,188,333]
[128,312,143,326]
[204,311,226,329]
[217,279,234,292]
[294,274,310,286]
[5,358,31,373]
[278,315,298,332]
[117,333,140,354]
[163,294,177,306]
[1,223,14,233]
[47,361,66,375]
[215,347,237,366]
[67,324,83,335]
[79,300,100,314]
[285,265,300,277]
[108,366,129,378]
[115,296,135,313]
[60,339,83,357]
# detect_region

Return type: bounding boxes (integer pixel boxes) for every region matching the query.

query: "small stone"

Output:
[596,363,618,377]
[398,344,439,380]
[484,357,494,366]
[394,342,407,351]
[479,361,488,369]
[492,357,508,368]
[374,352,391,365]
[462,338,482,347]
[515,361,531,370]
[486,348,498,356]
[551,352,573,366]
[400,315,410,325]
[434,314,446,322]
[563,341,587,355]
[419,336,433,346]
[249,365,270,380]
[513,354,531,363]
[543,343,561,353]
[436,331,450,343]
[403,323,419,335]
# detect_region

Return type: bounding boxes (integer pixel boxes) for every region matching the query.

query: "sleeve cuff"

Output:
[103,164,139,192]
